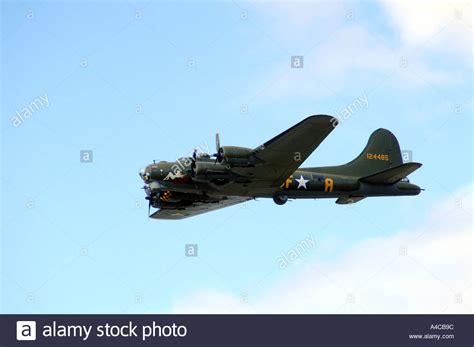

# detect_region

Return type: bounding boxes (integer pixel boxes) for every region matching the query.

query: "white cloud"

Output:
[247,1,470,102]
[248,0,472,101]
[252,24,458,102]
[383,0,472,59]
[172,183,473,314]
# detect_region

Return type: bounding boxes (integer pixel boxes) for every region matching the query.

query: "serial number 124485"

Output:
[366,153,389,161]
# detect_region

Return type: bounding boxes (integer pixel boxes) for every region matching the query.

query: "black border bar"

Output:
[2,314,473,346]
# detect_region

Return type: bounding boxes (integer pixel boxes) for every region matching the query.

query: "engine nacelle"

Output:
[193,161,231,182]
[219,146,254,166]
[154,191,217,208]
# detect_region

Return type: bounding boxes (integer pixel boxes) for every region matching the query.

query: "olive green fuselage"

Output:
[142,158,421,208]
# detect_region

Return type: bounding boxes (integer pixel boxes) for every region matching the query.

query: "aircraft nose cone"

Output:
[139,167,151,181]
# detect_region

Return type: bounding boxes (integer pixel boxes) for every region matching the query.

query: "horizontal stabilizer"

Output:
[336,196,366,204]
[360,162,422,184]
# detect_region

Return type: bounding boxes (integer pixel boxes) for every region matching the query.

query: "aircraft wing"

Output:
[149,196,251,220]
[242,115,338,186]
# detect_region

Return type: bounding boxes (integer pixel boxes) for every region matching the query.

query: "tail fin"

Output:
[312,129,404,178]
[308,128,422,180]
[342,128,403,177]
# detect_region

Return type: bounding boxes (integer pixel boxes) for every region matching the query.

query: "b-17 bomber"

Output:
[139,115,422,219]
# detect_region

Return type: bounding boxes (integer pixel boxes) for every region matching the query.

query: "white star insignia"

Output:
[295,175,309,189]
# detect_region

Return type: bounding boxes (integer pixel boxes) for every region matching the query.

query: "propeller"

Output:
[142,185,153,217]
[216,132,221,151]
[212,132,224,163]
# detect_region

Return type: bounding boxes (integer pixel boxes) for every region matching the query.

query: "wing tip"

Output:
[305,114,339,127]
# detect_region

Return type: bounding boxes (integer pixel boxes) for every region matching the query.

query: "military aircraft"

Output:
[139,115,422,219]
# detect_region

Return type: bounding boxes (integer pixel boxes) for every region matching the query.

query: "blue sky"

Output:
[1,1,472,313]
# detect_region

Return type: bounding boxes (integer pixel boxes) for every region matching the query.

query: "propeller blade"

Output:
[148,199,151,216]
[215,132,220,153]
